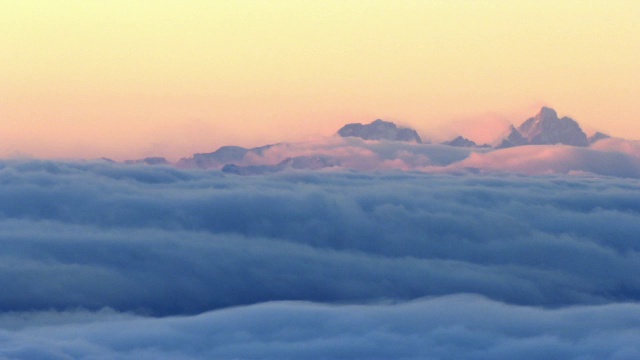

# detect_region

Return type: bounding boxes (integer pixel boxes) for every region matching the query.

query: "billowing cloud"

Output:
[441,142,640,178]
[211,136,474,171]
[176,134,640,179]
[1,296,640,359]
[1,160,640,357]
[591,137,640,158]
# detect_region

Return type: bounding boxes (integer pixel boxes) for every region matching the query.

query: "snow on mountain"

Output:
[337,119,422,143]
[517,107,588,146]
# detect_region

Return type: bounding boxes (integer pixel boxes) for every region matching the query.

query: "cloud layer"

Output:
[1,160,640,357]
[2,296,640,359]
[177,136,640,178]
[448,140,640,178]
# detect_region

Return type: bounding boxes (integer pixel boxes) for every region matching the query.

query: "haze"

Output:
[2,0,639,160]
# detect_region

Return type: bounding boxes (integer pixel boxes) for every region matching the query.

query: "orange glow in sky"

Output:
[1,0,639,160]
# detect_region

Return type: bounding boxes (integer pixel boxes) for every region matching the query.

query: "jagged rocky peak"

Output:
[517,107,588,146]
[443,136,475,147]
[337,119,422,143]
[497,125,528,149]
[443,136,482,148]
[588,132,611,144]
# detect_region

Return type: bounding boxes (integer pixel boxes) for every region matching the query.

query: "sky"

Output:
[2,0,640,160]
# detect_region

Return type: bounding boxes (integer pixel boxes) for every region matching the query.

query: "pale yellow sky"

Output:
[1,0,639,160]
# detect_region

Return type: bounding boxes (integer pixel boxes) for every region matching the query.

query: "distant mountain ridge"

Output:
[337,119,422,143]
[120,107,622,176]
[588,132,611,144]
[442,136,490,148]
[222,156,338,175]
[497,125,529,149]
[176,144,275,169]
[124,157,171,166]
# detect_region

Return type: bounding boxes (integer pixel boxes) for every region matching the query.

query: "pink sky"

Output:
[2,1,639,160]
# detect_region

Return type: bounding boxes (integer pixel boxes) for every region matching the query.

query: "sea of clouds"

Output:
[1,159,640,358]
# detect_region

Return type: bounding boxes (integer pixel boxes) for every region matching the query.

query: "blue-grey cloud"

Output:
[1,159,640,358]
[173,135,640,178]
[1,296,639,359]
[448,142,640,178]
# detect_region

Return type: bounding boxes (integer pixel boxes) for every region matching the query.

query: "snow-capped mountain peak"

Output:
[517,107,588,146]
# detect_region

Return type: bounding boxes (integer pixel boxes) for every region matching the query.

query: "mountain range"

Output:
[119,107,638,178]
[337,119,422,143]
